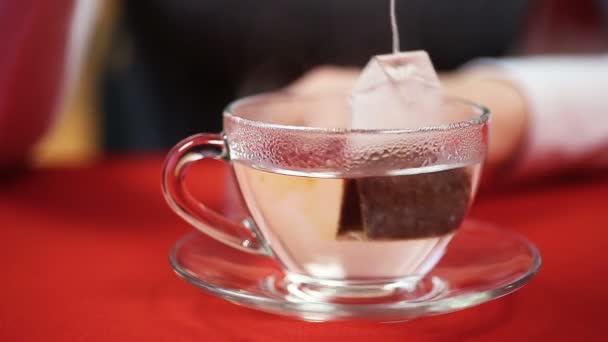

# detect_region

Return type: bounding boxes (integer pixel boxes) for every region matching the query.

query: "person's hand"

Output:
[440,67,528,177]
[288,66,360,94]
[290,65,529,180]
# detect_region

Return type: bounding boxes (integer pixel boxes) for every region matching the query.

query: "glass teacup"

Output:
[162,91,489,301]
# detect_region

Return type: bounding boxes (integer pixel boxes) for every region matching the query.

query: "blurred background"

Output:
[3,0,608,168]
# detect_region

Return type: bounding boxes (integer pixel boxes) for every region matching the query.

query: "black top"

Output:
[101,0,530,150]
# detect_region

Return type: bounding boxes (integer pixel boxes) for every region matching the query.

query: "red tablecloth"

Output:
[1,156,606,341]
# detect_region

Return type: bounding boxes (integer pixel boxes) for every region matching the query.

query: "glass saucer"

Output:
[170,221,541,322]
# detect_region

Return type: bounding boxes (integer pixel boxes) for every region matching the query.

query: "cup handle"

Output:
[162,133,270,256]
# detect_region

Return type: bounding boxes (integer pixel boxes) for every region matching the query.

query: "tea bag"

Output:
[350,51,444,130]
[351,1,443,129]
[337,51,472,240]
[354,169,471,239]
[351,1,443,128]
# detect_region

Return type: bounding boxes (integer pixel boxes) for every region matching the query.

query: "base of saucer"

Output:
[170,221,541,322]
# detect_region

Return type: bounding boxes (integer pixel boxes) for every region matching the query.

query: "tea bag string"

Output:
[390,0,400,53]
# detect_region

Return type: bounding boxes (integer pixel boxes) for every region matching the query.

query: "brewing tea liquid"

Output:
[234,162,480,279]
